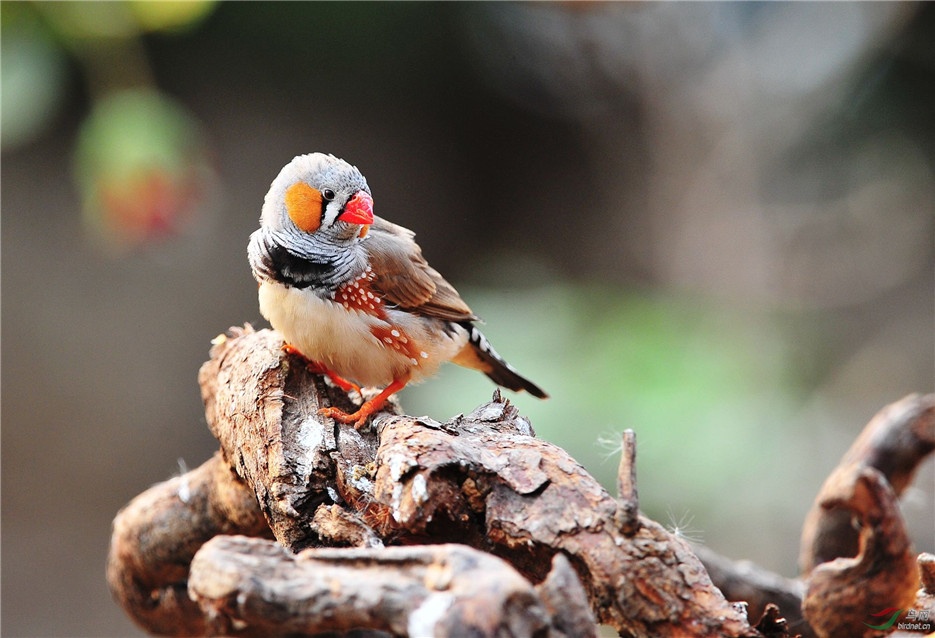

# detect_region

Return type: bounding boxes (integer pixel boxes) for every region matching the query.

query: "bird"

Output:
[248,153,547,428]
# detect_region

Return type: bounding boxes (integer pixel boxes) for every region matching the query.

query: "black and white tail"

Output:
[457,324,548,399]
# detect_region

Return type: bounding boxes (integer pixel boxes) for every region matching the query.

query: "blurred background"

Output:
[2,2,933,636]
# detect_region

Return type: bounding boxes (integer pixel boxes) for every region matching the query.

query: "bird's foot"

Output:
[281,344,362,394]
[318,405,375,430]
[318,378,407,430]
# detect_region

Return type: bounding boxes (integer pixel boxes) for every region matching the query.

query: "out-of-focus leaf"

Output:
[74,89,214,251]
[0,3,68,150]
[35,1,217,42]
[129,1,217,33]
[35,1,141,40]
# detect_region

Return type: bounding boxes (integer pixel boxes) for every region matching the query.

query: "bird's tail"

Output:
[452,324,548,399]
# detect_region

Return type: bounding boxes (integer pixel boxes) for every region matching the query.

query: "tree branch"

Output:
[695,393,935,638]
[799,393,935,574]
[106,452,270,636]
[798,394,934,638]
[110,329,934,637]
[189,536,592,638]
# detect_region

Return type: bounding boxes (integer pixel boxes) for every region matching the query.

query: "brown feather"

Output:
[364,217,478,322]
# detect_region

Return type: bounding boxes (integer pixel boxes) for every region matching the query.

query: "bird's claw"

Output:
[318,406,371,430]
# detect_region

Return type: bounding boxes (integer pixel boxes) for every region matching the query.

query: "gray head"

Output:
[259,153,373,243]
[249,153,375,286]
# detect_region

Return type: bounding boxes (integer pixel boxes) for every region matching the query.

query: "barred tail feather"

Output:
[452,324,548,399]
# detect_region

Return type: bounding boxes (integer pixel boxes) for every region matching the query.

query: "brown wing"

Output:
[364,216,479,322]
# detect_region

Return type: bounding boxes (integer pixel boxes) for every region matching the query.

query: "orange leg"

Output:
[281,344,361,394]
[319,377,408,430]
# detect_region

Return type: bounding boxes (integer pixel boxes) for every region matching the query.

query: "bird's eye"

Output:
[321,188,336,201]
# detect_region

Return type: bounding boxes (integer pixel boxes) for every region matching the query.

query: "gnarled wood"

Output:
[188,536,590,638]
[693,545,809,638]
[802,466,919,638]
[109,328,935,637]
[370,407,755,636]
[796,393,934,638]
[106,453,270,636]
[200,331,756,637]
[196,327,758,637]
[800,393,935,574]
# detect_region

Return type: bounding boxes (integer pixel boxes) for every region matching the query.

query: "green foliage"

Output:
[0,2,68,150]
[2,1,218,250]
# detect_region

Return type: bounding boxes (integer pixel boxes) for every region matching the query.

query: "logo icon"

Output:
[864,608,902,631]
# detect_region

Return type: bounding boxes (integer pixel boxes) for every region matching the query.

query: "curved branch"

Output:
[106,453,270,636]
[800,393,935,574]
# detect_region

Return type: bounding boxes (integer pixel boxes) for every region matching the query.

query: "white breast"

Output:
[257,281,468,387]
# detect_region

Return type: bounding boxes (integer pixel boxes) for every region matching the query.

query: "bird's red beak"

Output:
[338,191,374,226]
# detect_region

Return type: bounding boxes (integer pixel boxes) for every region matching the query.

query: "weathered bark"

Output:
[106,452,271,636]
[613,429,640,537]
[197,326,382,552]
[370,408,754,636]
[796,393,934,638]
[188,536,589,638]
[696,394,935,638]
[801,465,919,638]
[108,326,932,638]
[196,326,758,637]
[799,393,935,574]
[693,545,809,638]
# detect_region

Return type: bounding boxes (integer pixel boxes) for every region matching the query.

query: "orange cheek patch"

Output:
[285,182,323,233]
[358,224,369,239]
